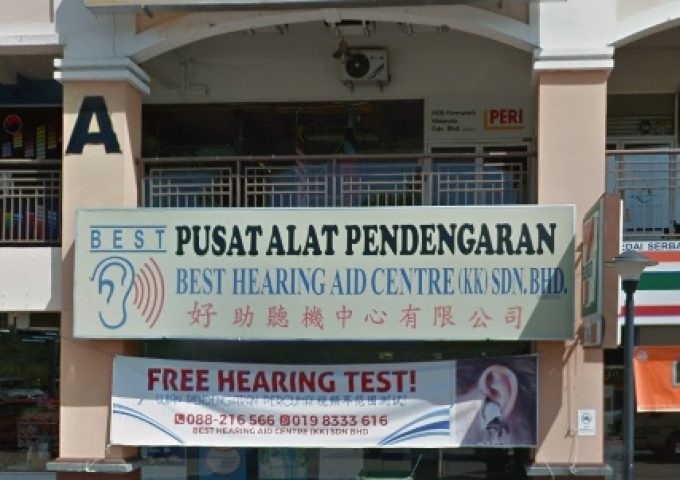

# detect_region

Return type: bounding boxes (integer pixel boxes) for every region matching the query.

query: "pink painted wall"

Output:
[535,70,608,466]
[60,81,141,460]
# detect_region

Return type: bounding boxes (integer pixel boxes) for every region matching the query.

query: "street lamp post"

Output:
[605,251,658,480]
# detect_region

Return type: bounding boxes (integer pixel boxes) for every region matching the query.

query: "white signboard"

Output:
[75,206,574,340]
[623,241,680,252]
[577,409,597,437]
[111,355,538,448]
[426,98,534,143]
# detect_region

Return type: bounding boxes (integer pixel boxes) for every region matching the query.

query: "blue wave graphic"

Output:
[379,408,450,446]
[382,428,451,445]
[112,403,184,444]
[380,420,450,446]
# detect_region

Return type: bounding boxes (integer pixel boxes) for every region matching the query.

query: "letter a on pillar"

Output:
[66,96,122,154]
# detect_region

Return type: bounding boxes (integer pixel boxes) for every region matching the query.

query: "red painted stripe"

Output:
[620,305,680,316]
[640,251,680,262]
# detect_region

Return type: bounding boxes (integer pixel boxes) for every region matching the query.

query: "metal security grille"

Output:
[432,160,527,206]
[243,161,331,208]
[0,163,60,244]
[142,152,530,209]
[606,148,680,240]
[339,160,422,207]
[4,147,680,245]
[145,166,235,208]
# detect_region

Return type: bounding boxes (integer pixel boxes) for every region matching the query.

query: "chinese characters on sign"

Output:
[189,304,524,334]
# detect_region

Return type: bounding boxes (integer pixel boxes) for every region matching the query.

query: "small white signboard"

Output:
[577,409,597,437]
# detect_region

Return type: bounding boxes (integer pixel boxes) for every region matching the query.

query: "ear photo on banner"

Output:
[452,355,537,447]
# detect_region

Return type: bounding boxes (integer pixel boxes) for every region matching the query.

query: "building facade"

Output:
[0,0,679,479]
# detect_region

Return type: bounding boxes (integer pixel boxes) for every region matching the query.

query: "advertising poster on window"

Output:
[111,355,537,448]
[634,346,680,412]
[317,449,363,479]
[258,449,309,480]
[75,206,574,341]
[198,447,247,479]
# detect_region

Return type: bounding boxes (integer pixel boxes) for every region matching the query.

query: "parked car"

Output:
[2,387,47,399]
[635,412,680,458]
[0,377,26,399]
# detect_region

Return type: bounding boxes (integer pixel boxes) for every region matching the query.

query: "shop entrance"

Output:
[136,340,533,480]
[141,446,531,480]
[135,98,538,480]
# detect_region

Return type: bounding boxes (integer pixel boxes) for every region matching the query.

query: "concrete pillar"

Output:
[49,59,149,479]
[532,68,610,478]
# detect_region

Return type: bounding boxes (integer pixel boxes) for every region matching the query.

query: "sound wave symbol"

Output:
[132,257,165,329]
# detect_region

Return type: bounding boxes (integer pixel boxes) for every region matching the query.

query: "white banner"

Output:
[111,355,537,448]
[75,206,574,340]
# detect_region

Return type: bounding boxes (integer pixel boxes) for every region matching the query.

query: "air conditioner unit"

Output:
[342,49,389,84]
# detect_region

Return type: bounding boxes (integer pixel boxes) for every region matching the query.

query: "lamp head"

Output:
[605,250,658,282]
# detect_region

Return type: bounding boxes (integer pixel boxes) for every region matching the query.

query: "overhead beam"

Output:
[85,0,530,12]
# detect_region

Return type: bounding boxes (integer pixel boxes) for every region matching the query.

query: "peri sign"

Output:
[74,206,575,340]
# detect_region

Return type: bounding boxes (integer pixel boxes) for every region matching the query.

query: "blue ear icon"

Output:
[90,256,135,329]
